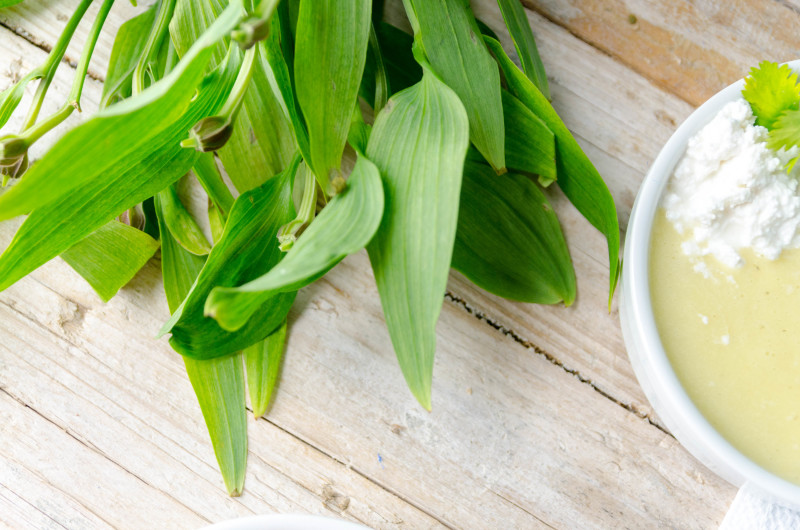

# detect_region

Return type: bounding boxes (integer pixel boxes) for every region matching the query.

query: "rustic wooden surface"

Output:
[1,0,795,528]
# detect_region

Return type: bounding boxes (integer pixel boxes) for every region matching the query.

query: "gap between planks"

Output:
[443,292,671,437]
[0,19,106,83]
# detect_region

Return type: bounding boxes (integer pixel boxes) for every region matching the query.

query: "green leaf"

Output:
[169,0,229,72]
[742,61,800,130]
[205,154,383,331]
[502,90,555,185]
[0,7,244,293]
[171,1,296,192]
[452,161,575,305]
[156,195,207,311]
[60,221,160,302]
[193,152,235,218]
[403,0,505,173]
[158,182,212,256]
[183,355,247,496]
[264,9,311,171]
[102,5,157,107]
[485,36,621,301]
[217,45,296,192]
[0,0,25,6]
[0,70,40,129]
[161,159,298,360]
[768,108,800,170]
[156,194,247,497]
[377,23,422,95]
[295,0,371,194]
[366,67,470,410]
[244,319,287,418]
[496,0,550,100]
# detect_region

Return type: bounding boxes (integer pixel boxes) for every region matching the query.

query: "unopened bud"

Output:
[0,136,29,180]
[181,116,234,152]
[277,218,307,252]
[231,16,270,49]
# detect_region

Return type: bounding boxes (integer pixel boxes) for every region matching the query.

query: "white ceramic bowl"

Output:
[620,60,800,510]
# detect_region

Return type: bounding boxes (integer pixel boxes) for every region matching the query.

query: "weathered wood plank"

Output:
[0,0,152,83]
[520,0,800,107]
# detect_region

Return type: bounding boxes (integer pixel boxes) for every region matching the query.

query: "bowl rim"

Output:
[621,59,800,507]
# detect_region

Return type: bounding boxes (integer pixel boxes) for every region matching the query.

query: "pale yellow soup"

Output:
[650,210,800,485]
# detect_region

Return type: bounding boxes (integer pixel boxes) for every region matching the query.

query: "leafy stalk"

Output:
[18,0,115,144]
[133,0,177,95]
[16,0,95,131]
[182,43,257,152]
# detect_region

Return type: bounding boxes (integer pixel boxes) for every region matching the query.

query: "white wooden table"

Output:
[1,0,796,528]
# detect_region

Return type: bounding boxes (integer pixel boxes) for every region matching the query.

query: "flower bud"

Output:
[181,116,234,152]
[277,218,307,252]
[232,16,270,50]
[0,136,29,181]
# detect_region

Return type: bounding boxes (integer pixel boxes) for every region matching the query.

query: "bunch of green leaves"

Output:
[0,0,619,494]
[742,61,800,169]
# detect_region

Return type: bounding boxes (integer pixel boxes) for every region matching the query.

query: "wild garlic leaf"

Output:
[485,36,621,301]
[0,8,243,293]
[502,90,555,185]
[366,66,470,410]
[244,319,287,418]
[102,5,157,107]
[193,152,235,219]
[172,1,295,192]
[156,194,247,497]
[183,355,247,496]
[205,155,383,331]
[496,0,550,100]
[162,160,298,360]
[170,0,229,72]
[61,221,160,302]
[742,61,800,130]
[0,0,25,7]
[453,161,575,305]
[265,10,311,171]
[0,70,40,129]
[0,2,245,223]
[158,182,212,256]
[295,0,371,194]
[403,0,505,173]
[217,45,296,192]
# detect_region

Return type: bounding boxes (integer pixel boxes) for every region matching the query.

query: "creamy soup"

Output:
[650,211,800,485]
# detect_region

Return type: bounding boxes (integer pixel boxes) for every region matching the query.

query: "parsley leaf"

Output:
[768,109,800,170]
[742,61,800,129]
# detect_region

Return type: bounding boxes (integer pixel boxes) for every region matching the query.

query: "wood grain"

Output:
[521,0,800,107]
[0,0,751,527]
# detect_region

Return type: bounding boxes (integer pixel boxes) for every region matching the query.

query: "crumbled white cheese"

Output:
[662,99,800,268]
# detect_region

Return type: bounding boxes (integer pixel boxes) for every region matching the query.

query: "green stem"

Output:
[219,45,258,120]
[277,160,316,251]
[193,153,235,219]
[179,46,258,152]
[19,0,115,145]
[132,0,176,96]
[20,0,95,131]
